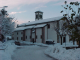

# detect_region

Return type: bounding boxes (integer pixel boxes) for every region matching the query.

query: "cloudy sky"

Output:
[0,0,80,24]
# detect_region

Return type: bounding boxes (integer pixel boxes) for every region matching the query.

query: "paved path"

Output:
[12,45,55,60]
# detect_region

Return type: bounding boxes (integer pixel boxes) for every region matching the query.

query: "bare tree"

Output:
[54,20,66,45]
[0,6,17,37]
[60,1,80,46]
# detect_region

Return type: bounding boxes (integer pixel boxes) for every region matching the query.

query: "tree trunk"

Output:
[73,40,75,45]
[60,36,62,45]
[79,40,80,48]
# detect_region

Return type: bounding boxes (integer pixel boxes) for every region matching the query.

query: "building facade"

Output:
[12,11,69,44]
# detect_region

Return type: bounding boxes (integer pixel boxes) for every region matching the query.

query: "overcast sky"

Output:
[0,0,80,24]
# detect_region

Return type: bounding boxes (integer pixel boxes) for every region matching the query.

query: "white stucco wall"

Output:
[32,33,35,42]
[59,20,70,43]
[13,32,17,40]
[13,31,23,41]
[44,26,47,42]
[58,36,61,43]
[25,29,31,42]
[32,33,35,38]
[18,31,23,41]
[66,34,69,42]
[59,20,65,30]
[36,28,42,43]
[47,22,57,43]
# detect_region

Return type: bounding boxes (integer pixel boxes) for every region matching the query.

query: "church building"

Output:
[12,11,69,44]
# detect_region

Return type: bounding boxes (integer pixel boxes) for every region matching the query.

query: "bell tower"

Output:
[35,11,43,21]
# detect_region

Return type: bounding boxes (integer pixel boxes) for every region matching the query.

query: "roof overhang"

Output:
[14,24,47,31]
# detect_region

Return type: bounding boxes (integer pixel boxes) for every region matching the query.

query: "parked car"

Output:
[14,41,20,46]
[46,41,55,45]
[46,39,55,45]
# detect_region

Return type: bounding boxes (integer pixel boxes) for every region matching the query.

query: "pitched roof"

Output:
[19,16,62,27]
[35,11,43,13]
[14,24,46,31]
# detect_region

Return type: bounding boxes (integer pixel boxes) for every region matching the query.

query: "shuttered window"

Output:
[26,36,27,39]
[47,24,50,28]
[30,36,31,39]
[36,35,37,39]
[41,35,42,39]
[17,37,18,40]
[21,37,23,40]
[21,32,23,34]
[17,32,18,35]
[12,37,14,40]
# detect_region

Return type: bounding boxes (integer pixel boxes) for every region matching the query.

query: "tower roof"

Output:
[35,11,43,13]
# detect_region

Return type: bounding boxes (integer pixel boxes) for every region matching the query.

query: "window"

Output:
[26,36,27,39]
[30,36,31,39]
[21,37,23,40]
[36,35,37,39]
[17,37,18,40]
[63,37,66,43]
[39,15,42,19]
[21,32,23,34]
[41,35,42,39]
[12,37,14,40]
[12,33,14,35]
[47,24,50,28]
[17,32,18,35]
[36,15,38,19]
[0,14,1,16]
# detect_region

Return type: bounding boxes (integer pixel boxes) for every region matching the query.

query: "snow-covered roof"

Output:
[14,26,33,31]
[14,27,26,31]
[34,24,46,28]
[35,11,43,13]
[19,16,62,27]
[14,24,46,31]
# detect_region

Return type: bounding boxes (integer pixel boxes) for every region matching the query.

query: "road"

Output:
[12,45,55,60]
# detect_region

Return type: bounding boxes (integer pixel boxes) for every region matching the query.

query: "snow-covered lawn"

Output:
[45,43,80,60]
[0,40,17,60]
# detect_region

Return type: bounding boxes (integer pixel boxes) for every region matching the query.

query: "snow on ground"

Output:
[0,40,80,60]
[12,45,54,60]
[0,40,17,60]
[19,40,49,47]
[62,41,78,47]
[45,43,80,60]
[0,40,54,60]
